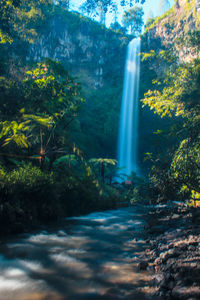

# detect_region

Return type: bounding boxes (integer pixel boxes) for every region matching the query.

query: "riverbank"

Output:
[0,175,123,237]
[0,195,119,236]
[143,203,200,300]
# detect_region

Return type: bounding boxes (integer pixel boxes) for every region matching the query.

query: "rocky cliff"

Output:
[29,8,128,89]
[144,0,200,62]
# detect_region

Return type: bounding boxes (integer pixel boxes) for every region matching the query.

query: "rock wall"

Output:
[29,9,128,89]
[145,0,200,62]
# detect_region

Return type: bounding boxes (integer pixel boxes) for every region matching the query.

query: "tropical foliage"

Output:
[0,0,126,234]
[142,40,200,201]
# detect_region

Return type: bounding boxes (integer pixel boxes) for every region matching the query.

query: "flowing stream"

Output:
[0,206,152,300]
[118,38,141,178]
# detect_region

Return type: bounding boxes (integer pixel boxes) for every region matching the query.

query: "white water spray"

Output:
[117,38,141,179]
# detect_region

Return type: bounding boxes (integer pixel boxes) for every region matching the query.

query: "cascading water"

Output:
[117,38,141,180]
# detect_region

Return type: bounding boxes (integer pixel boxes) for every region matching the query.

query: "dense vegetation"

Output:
[0,0,130,234]
[0,0,199,234]
[140,0,200,203]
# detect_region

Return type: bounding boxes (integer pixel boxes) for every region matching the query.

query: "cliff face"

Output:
[29,8,128,89]
[145,0,200,62]
[28,8,129,158]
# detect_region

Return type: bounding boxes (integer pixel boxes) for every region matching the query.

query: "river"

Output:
[0,206,153,300]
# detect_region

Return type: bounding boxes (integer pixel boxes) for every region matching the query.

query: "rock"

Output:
[188,245,196,251]
[172,285,200,299]
[144,204,200,299]
[168,281,174,290]
[138,261,148,270]
[171,214,180,219]
[155,265,160,273]
[155,257,162,265]
[178,244,187,251]
[154,273,165,284]
[159,249,180,261]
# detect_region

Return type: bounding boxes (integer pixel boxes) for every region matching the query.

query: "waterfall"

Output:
[117,38,141,180]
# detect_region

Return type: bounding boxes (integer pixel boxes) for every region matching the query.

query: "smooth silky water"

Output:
[117,38,141,179]
[0,207,153,300]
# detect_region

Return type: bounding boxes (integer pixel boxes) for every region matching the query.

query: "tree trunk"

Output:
[101,162,105,183]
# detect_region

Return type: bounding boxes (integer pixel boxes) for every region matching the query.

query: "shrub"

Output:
[0,163,61,228]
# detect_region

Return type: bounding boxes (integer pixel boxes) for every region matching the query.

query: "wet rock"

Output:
[159,249,180,262]
[188,245,196,251]
[138,261,148,270]
[154,273,164,283]
[172,285,200,299]
[154,265,160,273]
[171,214,180,219]
[167,281,174,290]
[155,257,162,265]
[144,204,200,300]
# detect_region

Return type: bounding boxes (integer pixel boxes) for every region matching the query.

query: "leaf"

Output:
[23,114,54,127]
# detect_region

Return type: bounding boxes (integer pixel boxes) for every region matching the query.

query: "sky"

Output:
[68,0,175,27]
